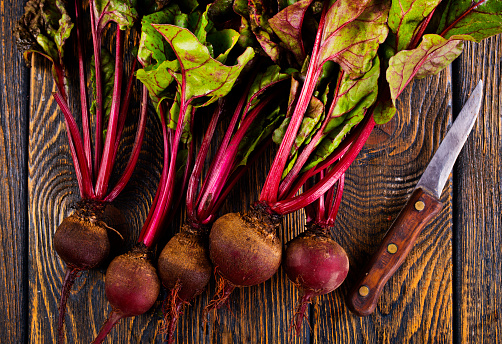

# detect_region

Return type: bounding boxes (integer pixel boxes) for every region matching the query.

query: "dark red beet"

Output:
[157,226,212,344]
[92,244,160,344]
[54,201,127,344]
[54,211,110,270]
[207,207,282,311]
[283,227,349,334]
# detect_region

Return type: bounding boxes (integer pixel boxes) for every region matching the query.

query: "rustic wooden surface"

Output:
[1,2,501,343]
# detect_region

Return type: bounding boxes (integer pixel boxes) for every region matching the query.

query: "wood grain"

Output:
[3,0,499,341]
[313,72,454,343]
[456,37,502,343]
[0,1,29,343]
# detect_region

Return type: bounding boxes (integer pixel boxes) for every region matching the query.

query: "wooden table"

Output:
[1,3,501,343]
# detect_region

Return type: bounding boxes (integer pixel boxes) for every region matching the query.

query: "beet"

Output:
[206,207,282,311]
[54,206,110,270]
[54,201,127,344]
[283,226,349,334]
[157,226,212,343]
[92,244,160,344]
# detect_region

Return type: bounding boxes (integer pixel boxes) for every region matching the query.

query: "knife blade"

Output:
[347,80,483,317]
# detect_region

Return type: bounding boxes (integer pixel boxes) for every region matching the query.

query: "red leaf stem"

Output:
[325,173,344,227]
[90,0,104,176]
[259,1,328,203]
[115,58,138,154]
[104,85,148,202]
[96,28,124,199]
[186,102,223,221]
[203,138,272,225]
[316,170,326,223]
[74,0,92,177]
[283,143,350,201]
[194,89,250,209]
[53,92,95,199]
[278,70,345,199]
[170,107,196,223]
[196,94,275,221]
[138,107,170,244]
[271,114,375,215]
[139,98,190,248]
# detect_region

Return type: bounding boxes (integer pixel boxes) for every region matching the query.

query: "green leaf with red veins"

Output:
[326,56,380,132]
[319,0,389,77]
[387,34,469,100]
[136,60,177,116]
[14,0,73,73]
[237,107,284,168]
[269,0,314,65]
[436,0,502,42]
[138,5,181,67]
[249,0,282,63]
[207,29,240,63]
[388,0,442,51]
[152,24,255,109]
[373,95,397,125]
[246,65,291,112]
[93,0,138,31]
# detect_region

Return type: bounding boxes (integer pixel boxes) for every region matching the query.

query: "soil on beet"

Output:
[209,206,282,287]
[157,225,213,301]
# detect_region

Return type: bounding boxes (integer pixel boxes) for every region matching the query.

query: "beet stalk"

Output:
[157,62,287,342]
[206,0,386,312]
[15,1,146,342]
[92,10,256,341]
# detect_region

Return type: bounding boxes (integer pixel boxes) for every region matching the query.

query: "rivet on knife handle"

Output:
[347,188,443,317]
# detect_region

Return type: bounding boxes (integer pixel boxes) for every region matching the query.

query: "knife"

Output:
[347,80,484,317]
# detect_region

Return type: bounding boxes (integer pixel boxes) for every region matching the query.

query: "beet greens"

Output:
[206,0,502,324]
[15,0,147,342]
[92,4,256,342]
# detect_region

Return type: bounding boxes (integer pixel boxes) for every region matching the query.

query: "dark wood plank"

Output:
[0,2,29,344]
[456,37,502,343]
[313,72,453,343]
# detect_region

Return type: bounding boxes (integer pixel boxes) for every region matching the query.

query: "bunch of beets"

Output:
[15,0,502,342]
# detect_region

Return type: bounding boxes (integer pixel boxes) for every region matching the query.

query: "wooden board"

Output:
[1,1,501,343]
[456,38,502,343]
[313,71,453,344]
[0,2,28,344]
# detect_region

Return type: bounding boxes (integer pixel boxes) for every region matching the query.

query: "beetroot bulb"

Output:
[284,173,349,334]
[15,1,147,342]
[157,61,287,343]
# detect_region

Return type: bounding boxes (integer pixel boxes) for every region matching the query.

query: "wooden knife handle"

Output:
[347,188,443,317]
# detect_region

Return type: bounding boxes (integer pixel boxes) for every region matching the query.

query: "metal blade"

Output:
[416,80,483,198]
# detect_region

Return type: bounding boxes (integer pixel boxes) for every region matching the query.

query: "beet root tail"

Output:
[291,291,314,336]
[203,273,236,318]
[57,266,81,344]
[161,283,188,344]
[92,310,126,344]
